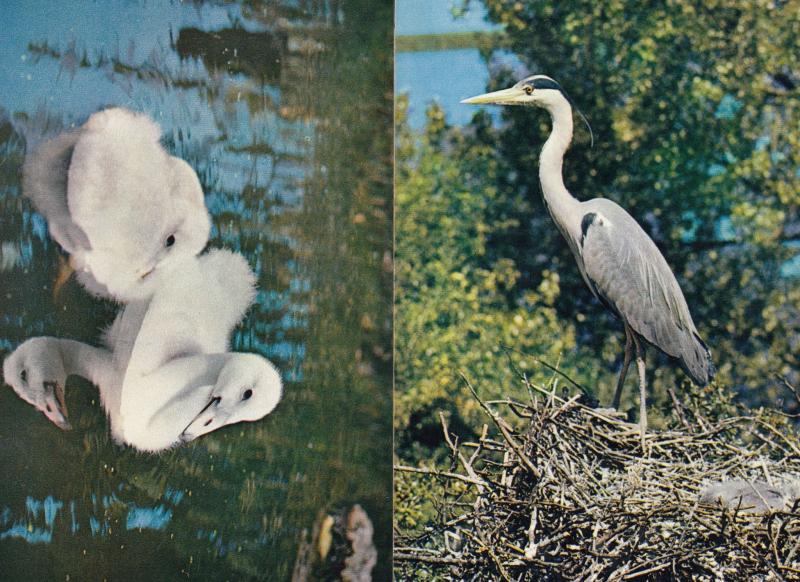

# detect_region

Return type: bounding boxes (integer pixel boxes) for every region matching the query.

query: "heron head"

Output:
[462,75,567,108]
[462,75,593,145]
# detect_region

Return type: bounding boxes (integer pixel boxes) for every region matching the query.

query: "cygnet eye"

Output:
[242,389,253,401]
[165,234,176,248]
[20,369,28,383]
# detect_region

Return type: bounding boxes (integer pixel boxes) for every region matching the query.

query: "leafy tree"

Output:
[476,0,798,407]
[395,97,593,458]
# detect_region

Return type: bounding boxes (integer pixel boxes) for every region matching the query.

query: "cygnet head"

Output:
[3,339,71,429]
[180,354,283,443]
[67,108,211,301]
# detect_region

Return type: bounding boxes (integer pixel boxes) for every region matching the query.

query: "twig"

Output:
[667,386,692,432]
[395,464,487,487]
[459,372,542,479]
[440,412,486,494]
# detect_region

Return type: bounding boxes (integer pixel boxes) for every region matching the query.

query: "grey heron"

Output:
[463,75,715,435]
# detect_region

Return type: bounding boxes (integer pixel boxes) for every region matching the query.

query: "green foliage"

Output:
[395,97,587,456]
[394,31,503,53]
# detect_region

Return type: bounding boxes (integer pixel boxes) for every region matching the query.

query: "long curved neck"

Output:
[57,339,114,386]
[539,98,581,242]
[119,353,232,451]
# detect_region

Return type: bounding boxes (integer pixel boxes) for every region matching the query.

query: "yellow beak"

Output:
[461,86,526,105]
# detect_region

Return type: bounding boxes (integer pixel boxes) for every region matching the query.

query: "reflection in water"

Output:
[1,496,61,543]
[0,0,392,579]
[1,491,177,544]
[175,27,288,83]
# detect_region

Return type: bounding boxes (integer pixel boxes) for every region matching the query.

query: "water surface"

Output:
[0,1,392,579]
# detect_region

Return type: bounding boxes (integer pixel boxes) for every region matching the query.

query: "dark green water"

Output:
[0,1,392,579]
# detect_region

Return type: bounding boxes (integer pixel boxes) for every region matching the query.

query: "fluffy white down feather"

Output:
[3,250,280,452]
[23,107,211,301]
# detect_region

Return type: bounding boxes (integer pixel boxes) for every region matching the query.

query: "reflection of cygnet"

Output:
[23,107,210,301]
[3,250,283,452]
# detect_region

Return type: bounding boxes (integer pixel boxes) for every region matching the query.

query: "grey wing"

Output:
[578,205,714,385]
[22,131,92,254]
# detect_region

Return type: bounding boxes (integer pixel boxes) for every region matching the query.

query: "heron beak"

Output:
[461,86,526,105]
[180,396,224,442]
[42,381,71,430]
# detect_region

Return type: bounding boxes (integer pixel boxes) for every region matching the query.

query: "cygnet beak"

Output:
[180,396,225,442]
[42,381,71,430]
[139,266,156,280]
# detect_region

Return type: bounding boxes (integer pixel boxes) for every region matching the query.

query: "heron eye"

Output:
[242,389,253,401]
[20,369,27,383]
[524,85,534,95]
[165,234,176,248]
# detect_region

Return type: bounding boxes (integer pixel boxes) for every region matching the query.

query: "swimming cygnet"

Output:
[9,106,212,430]
[114,249,283,452]
[3,250,283,452]
[22,107,210,301]
[3,335,115,431]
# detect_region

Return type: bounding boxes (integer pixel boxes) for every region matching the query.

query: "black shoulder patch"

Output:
[580,212,597,247]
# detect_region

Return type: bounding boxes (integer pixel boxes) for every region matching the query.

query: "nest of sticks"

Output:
[395,375,800,581]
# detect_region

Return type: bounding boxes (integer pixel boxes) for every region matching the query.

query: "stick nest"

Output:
[395,376,800,581]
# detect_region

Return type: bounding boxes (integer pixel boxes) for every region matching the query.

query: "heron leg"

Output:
[612,326,634,410]
[632,334,648,443]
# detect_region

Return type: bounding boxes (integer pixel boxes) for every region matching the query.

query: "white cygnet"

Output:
[22,107,211,301]
[3,336,114,431]
[114,249,283,452]
[3,250,283,452]
[3,337,72,429]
